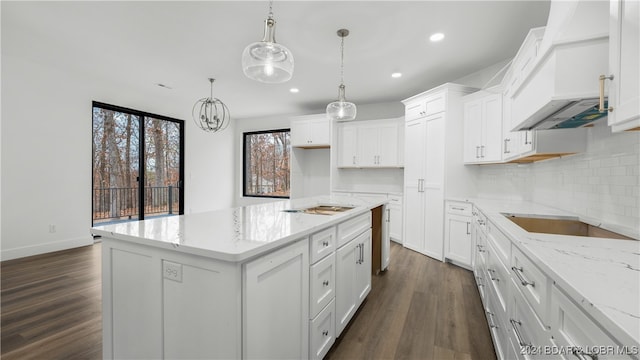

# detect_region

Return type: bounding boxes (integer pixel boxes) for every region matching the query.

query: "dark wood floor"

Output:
[1,242,495,359]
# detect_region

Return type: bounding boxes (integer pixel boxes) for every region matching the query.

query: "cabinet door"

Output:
[355,230,372,304]
[423,114,445,261]
[481,94,503,162]
[388,203,402,243]
[464,100,483,163]
[445,214,472,267]
[337,125,358,167]
[291,120,309,147]
[244,239,309,359]
[377,123,399,167]
[309,119,331,146]
[609,0,640,131]
[403,119,426,253]
[335,238,358,336]
[357,125,378,167]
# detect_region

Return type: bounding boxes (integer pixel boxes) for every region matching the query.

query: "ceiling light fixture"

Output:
[430,32,445,42]
[391,72,402,78]
[326,29,356,121]
[289,88,299,93]
[192,78,230,133]
[242,0,294,83]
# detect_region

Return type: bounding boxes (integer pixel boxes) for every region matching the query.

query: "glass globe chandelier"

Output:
[241,0,294,84]
[192,78,230,133]
[327,29,356,121]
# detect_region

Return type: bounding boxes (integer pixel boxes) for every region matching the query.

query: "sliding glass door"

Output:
[92,102,184,225]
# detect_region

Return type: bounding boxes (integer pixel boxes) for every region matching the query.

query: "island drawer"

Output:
[511,245,550,328]
[310,253,336,319]
[337,212,371,248]
[310,227,336,264]
[309,299,335,360]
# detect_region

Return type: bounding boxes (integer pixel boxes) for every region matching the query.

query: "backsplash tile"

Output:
[475,123,640,231]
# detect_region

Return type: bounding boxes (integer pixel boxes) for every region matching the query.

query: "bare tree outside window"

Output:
[243,129,291,198]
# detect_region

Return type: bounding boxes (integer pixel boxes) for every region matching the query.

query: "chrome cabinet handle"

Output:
[510,319,531,347]
[322,330,329,336]
[599,74,614,113]
[451,206,465,211]
[511,266,535,287]
[322,241,329,247]
[477,244,485,253]
[466,222,471,235]
[481,145,485,158]
[387,208,391,223]
[572,348,598,360]
[524,131,532,145]
[476,146,480,158]
[323,280,329,286]
[486,311,498,328]
[352,155,356,165]
[487,269,499,281]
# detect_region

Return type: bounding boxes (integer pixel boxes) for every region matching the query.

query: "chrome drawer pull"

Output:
[322,330,329,336]
[572,348,598,360]
[323,280,329,286]
[477,245,485,253]
[509,319,531,347]
[451,206,465,211]
[322,241,329,247]
[511,266,535,287]
[486,311,498,329]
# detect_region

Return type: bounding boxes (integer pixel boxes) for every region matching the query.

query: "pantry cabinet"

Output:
[607,0,640,132]
[336,118,404,168]
[291,116,331,148]
[463,89,503,164]
[402,83,477,260]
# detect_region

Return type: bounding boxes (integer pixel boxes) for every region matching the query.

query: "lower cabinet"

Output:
[336,229,372,336]
[244,239,310,360]
[444,201,473,268]
[310,299,336,360]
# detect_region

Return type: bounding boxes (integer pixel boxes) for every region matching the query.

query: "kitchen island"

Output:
[91,195,388,360]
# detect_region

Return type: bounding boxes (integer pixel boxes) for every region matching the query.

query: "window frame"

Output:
[242,128,291,199]
[91,101,185,225]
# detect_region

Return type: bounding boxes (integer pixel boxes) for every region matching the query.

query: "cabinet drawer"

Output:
[310,227,336,264]
[550,286,625,360]
[511,246,550,328]
[388,194,403,204]
[337,212,371,248]
[486,239,510,315]
[447,201,472,216]
[309,299,335,360]
[486,293,511,360]
[487,221,510,265]
[310,254,336,319]
[508,278,552,358]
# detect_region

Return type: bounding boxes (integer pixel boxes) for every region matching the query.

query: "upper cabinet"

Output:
[291,115,331,148]
[463,89,503,164]
[404,92,446,122]
[336,118,404,168]
[607,0,640,132]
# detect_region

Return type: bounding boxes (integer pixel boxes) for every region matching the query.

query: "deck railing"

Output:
[93,186,180,222]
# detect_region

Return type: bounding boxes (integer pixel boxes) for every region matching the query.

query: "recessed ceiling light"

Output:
[429,33,445,42]
[289,88,300,93]
[391,72,402,78]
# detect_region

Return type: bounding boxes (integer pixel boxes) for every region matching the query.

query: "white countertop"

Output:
[452,197,640,347]
[91,195,386,262]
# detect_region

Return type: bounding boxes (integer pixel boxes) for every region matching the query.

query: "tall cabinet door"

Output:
[403,119,426,253]
[355,230,372,304]
[423,113,445,261]
[335,238,358,336]
[338,125,358,167]
[357,125,379,167]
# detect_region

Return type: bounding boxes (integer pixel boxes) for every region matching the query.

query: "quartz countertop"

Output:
[451,197,640,347]
[91,195,386,263]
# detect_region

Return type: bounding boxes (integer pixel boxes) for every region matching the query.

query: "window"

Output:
[243,129,291,198]
[92,102,184,225]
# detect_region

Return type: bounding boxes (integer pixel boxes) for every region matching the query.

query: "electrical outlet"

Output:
[162,261,182,282]
[48,224,56,233]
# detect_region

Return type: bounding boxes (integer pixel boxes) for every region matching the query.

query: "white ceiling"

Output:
[2,1,550,120]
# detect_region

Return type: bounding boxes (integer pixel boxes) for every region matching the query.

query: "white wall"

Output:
[474,122,640,231]
[1,54,234,260]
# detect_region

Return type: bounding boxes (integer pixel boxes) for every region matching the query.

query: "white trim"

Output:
[1,236,94,261]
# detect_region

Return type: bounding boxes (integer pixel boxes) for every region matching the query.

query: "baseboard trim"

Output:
[1,236,94,261]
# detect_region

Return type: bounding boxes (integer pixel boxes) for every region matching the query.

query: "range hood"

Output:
[510,0,610,131]
[515,98,609,130]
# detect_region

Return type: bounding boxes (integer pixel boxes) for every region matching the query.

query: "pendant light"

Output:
[242,0,294,83]
[326,29,356,121]
[192,78,230,133]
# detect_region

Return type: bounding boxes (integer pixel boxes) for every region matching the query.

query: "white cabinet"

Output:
[404,91,446,121]
[244,239,309,360]
[291,116,331,148]
[463,89,503,164]
[337,118,404,168]
[607,0,640,132]
[335,229,371,337]
[402,83,476,261]
[387,195,403,243]
[444,201,473,269]
[309,299,336,360]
